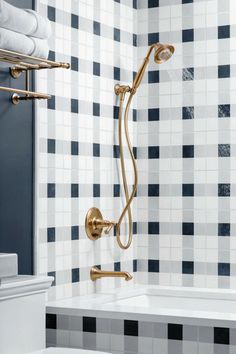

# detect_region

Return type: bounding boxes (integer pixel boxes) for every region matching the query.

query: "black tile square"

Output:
[48,271,56,286]
[214,327,230,345]
[133,222,137,235]
[182,222,194,235]
[133,259,137,272]
[48,6,56,22]
[46,314,57,329]
[182,106,194,120]
[133,0,137,9]
[71,99,79,113]
[148,70,159,83]
[183,145,194,158]
[218,104,230,118]
[218,263,230,276]
[47,183,55,198]
[93,21,100,36]
[182,67,194,81]
[48,95,55,110]
[148,32,159,45]
[148,222,159,235]
[114,66,120,81]
[114,262,121,271]
[182,0,193,2]
[218,65,230,78]
[218,25,230,39]
[114,106,119,120]
[148,184,159,197]
[133,109,137,122]
[218,144,230,157]
[93,103,100,116]
[124,320,138,336]
[133,33,137,47]
[218,184,230,197]
[72,268,80,283]
[148,146,159,159]
[218,223,230,237]
[168,324,183,340]
[71,141,79,155]
[71,184,79,198]
[93,62,100,76]
[114,28,120,42]
[71,56,79,71]
[182,184,194,197]
[148,260,159,272]
[93,184,100,197]
[182,29,194,42]
[71,226,79,240]
[148,0,159,7]
[48,139,55,154]
[133,147,137,159]
[113,145,120,158]
[71,14,79,29]
[83,317,96,333]
[48,51,55,62]
[47,227,55,243]
[113,184,120,197]
[182,261,194,274]
[93,143,100,157]
[148,108,159,121]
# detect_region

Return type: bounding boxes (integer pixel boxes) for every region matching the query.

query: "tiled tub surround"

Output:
[136,0,236,289]
[46,285,236,354]
[35,0,137,300]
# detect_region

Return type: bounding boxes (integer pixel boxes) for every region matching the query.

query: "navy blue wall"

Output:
[0,0,34,274]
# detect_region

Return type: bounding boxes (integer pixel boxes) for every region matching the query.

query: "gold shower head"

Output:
[154,43,175,64]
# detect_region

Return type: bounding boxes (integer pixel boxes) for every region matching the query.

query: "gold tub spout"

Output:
[90,266,133,281]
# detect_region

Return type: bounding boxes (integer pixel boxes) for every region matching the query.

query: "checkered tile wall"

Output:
[136,0,236,289]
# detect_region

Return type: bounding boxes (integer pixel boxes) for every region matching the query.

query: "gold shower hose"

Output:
[116,90,138,250]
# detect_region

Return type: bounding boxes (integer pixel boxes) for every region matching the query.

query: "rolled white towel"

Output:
[0,0,51,39]
[0,28,49,59]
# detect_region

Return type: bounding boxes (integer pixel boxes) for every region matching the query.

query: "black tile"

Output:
[168,324,183,340]
[148,32,159,45]
[83,317,96,333]
[133,259,137,272]
[218,65,230,78]
[93,62,100,76]
[218,25,230,39]
[71,141,79,155]
[182,261,194,274]
[148,146,159,159]
[183,67,194,81]
[93,143,100,157]
[113,184,120,197]
[182,184,194,197]
[71,99,79,113]
[218,104,230,118]
[133,109,137,122]
[46,314,57,329]
[48,6,56,22]
[133,0,137,9]
[182,106,194,120]
[218,184,230,197]
[114,28,120,42]
[183,145,194,158]
[48,271,56,286]
[148,70,159,83]
[218,223,230,237]
[148,260,159,272]
[124,320,138,336]
[133,222,137,235]
[114,262,121,271]
[214,327,230,345]
[71,14,79,29]
[148,0,159,7]
[48,139,55,154]
[148,184,159,197]
[48,51,55,62]
[218,263,230,276]
[113,145,120,158]
[182,29,194,42]
[72,268,80,283]
[148,108,159,121]
[71,184,79,198]
[71,56,79,71]
[93,103,100,116]
[47,183,55,198]
[182,222,194,235]
[218,144,230,157]
[114,66,120,81]
[133,33,137,47]
[182,0,193,2]
[47,227,55,243]
[93,21,100,36]
[71,226,79,240]
[93,184,100,197]
[48,95,55,110]
[148,222,159,235]
[114,106,119,120]
[133,146,137,159]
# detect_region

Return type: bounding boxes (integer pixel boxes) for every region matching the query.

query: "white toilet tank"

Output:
[0,275,53,354]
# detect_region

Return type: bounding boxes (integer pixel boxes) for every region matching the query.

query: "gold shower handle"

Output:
[85,207,114,240]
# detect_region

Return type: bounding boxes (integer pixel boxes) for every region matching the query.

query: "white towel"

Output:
[0,0,51,39]
[0,28,49,59]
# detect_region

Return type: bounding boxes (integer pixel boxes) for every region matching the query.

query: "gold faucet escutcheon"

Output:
[90,266,133,281]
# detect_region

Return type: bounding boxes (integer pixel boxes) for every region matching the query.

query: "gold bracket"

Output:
[114,84,131,96]
[85,207,114,241]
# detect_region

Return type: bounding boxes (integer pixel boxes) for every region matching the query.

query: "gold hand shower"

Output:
[85,43,175,249]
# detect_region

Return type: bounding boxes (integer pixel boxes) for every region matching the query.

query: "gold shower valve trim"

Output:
[85,207,115,240]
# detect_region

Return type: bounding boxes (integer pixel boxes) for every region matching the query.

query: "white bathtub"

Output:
[47,285,236,327]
